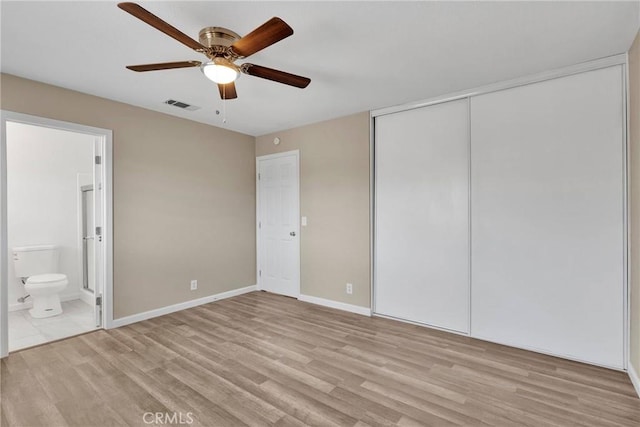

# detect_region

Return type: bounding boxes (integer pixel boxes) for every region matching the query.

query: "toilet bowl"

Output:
[24,273,68,318]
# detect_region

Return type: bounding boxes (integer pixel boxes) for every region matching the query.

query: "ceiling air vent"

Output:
[164,99,201,111]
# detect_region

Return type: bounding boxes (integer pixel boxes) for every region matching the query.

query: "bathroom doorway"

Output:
[0,111,113,357]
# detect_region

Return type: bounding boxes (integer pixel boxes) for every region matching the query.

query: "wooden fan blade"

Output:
[126,61,202,72]
[242,64,310,88]
[230,17,293,58]
[217,82,238,100]
[118,2,205,51]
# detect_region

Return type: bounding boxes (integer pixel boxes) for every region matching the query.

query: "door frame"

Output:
[256,150,300,297]
[0,110,114,358]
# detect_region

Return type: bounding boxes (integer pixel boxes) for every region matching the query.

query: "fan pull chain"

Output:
[223,85,227,124]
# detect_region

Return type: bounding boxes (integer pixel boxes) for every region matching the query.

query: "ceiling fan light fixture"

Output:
[201,58,239,84]
[119,3,311,99]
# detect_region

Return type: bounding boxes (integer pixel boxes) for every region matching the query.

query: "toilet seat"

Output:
[26,273,67,284]
[25,273,68,288]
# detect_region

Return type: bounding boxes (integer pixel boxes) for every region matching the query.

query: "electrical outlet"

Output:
[190,280,198,290]
[346,283,353,295]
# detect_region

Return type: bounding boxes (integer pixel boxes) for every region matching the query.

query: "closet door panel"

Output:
[470,66,624,368]
[375,99,469,333]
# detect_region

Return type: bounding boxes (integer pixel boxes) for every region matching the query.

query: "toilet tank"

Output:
[12,245,60,278]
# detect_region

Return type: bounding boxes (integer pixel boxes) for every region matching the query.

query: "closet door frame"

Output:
[370,53,629,369]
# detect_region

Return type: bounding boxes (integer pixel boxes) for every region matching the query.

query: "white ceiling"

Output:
[1,1,639,136]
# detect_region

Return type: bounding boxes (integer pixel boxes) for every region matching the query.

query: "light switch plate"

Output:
[301,216,307,226]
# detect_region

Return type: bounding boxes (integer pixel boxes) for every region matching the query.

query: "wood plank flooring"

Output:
[2,291,639,426]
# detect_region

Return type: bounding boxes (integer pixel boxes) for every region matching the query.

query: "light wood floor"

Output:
[2,291,639,426]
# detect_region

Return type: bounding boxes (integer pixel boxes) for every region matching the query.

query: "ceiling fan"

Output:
[117,2,311,100]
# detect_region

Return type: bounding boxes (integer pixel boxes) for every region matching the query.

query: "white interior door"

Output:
[92,139,103,327]
[375,99,470,333]
[470,65,625,368]
[257,152,300,298]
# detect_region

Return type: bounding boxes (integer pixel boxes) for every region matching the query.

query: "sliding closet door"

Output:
[470,66,624,368]
[375,99,469,333]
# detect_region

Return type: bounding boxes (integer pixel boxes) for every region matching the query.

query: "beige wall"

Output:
[1,74,256,319]
[256,113,371,308]
[630,30,640,376]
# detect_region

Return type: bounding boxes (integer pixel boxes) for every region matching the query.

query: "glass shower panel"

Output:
[82,186,95,293]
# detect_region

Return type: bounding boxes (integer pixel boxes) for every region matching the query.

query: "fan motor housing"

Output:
[198,27,241,49]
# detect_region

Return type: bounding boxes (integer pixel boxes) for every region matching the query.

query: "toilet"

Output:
[12,245,68,318]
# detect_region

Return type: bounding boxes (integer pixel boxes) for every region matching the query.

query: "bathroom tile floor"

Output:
[8,299,97,352]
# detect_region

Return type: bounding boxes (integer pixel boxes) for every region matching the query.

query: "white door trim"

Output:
[0,111,114,358]
[256,149,300,297]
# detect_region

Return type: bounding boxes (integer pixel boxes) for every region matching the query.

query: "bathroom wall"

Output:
[6,122,94,309]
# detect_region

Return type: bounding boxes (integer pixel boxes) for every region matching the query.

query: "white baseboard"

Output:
[111,284,257,328]
[298,294,371,316]
[9,291,81,312]
[629,362,640,399]
[79,289,94,306]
